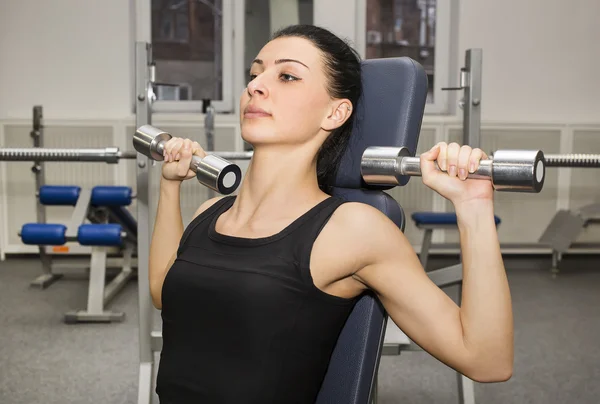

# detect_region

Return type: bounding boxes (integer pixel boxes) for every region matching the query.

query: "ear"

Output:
[321,99,353,132]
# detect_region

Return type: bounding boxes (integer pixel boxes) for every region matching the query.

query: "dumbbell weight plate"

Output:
[133,125,171,161]
[491,150,545,193]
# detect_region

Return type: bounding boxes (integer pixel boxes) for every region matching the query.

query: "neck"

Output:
[230,144,328,222]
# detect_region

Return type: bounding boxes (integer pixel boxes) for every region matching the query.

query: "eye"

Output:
[248,74,257,83]
[280,73,299,82]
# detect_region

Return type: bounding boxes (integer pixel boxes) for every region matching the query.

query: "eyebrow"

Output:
[251,58,310,70]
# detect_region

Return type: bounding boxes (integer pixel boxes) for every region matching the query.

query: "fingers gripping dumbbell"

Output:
[133,125,242,195]
[361,147,546,193]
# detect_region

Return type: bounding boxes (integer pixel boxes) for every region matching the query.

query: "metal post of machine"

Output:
[135,41,154,404]
[442,48,483,149]
[29,105,61,289]
[462,49,482,148]
[203,99,216,199]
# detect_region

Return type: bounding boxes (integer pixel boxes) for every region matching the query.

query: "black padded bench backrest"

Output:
[315,57,428,404]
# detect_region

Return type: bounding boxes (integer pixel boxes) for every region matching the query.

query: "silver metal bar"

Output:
[151,331,163,352]
[135,41,154,404]
[87,247,108,314]
[0,147,131,163]
[427,263,463,287]
[103,244,135,305]
[545,154,600,167]
[458,372,476,404]
[207,151,253,160]
[400,157,493,179]
[66,189,92,239]
[0,147,251,163]
[463,49,482,148]
[419,229,433,270]
[205,101,217,199]
[29,106,62,289]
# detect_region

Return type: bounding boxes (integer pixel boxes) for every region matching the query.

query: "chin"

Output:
[240,124,278,146]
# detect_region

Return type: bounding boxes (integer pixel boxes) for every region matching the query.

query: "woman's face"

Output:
[240,36,348,149]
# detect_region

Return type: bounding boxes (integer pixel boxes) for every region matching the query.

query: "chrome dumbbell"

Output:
[133,125,242,195]
[361,147,545,193]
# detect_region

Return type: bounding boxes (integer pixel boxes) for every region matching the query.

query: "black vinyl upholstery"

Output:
[315,57,428,404]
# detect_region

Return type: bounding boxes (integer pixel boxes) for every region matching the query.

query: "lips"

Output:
[244,105,271,118]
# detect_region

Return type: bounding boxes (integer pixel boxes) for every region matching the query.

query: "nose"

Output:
[247,76,268,98]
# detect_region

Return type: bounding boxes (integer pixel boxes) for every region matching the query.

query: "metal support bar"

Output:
[66,189,93,239]
[136,41,155,404]
[545,154,600,167]
[0,147,252,162]
[0,147,135,163]
[64,246,126,323]
[419,229,433,269]
[463,49,482,148]
[28,106,62,289]
[442,48,482,149]
[427,263,464,287]
[103,244,135,305]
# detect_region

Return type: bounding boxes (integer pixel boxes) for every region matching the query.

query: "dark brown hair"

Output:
[271,25,362,193]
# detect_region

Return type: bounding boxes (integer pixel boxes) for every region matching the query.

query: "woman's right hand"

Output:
[161,137,207,182]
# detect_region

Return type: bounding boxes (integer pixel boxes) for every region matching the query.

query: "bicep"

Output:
[353,215,473,376]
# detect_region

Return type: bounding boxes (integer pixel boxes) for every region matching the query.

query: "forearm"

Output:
[455,200,513,378]
[149,178,184,288]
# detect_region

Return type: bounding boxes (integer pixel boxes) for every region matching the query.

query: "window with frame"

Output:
[365,0,450,111]
[151,0,231,110]
[244,0,314,80]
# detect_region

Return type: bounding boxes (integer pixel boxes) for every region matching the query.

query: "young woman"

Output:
[149,24,513,404]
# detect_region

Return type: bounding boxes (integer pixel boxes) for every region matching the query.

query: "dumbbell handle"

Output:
[362,147,545,193]
[133,125,242,195]
[151,141,212,176]
[398,156,493,179]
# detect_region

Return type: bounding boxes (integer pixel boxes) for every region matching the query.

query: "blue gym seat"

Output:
[412,212,502,227]
[315,57,428,404]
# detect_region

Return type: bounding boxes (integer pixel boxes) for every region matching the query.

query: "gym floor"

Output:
[0,255,599,404]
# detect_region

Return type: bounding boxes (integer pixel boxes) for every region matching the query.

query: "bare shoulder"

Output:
[310,200,411,297]
[319,201,409,271]
[329,201,404,243]
[191,195,228,220]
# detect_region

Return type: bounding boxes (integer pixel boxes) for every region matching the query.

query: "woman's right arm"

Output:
[148,137,220,309]
[149,177,184,309]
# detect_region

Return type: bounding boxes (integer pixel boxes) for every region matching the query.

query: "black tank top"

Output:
[156,195,358,404]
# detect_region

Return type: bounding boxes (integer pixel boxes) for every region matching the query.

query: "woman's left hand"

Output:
[419,142,494,206]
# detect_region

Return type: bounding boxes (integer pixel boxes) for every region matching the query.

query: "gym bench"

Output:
[20,185,137,323]
[538,202,600,275]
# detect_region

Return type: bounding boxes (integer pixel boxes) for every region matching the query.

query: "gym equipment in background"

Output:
[19,185,137,323]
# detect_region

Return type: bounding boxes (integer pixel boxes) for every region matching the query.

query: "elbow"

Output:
[468,367,513,383]
[465,360,513,383]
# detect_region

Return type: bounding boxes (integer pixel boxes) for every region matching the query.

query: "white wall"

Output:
[316,0,600,124]
[0,0,133,120]
[0,0,599,123]
[458,0,600,123]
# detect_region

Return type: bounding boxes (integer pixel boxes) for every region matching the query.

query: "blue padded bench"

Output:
[412,212,501,269]
[22,186,137,324]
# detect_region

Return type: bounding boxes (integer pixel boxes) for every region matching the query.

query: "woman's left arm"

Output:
[345,143,513,383]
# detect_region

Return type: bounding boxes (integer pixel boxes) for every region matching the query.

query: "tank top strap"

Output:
[294,196,348,270]
[178,195,235,252]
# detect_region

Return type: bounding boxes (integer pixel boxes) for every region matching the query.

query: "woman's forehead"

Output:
[256,37,323,68]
